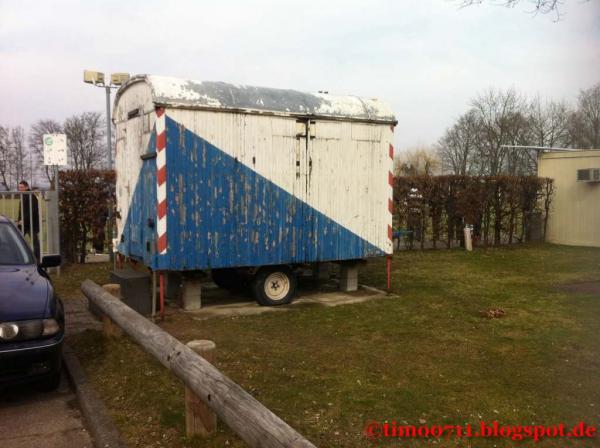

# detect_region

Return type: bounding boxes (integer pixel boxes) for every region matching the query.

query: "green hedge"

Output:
[59,169,115,263]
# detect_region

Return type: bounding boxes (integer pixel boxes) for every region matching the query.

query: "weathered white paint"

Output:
[113,81,155,245]
[309,120,392,253]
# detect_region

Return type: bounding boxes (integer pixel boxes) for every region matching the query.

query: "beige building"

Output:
[538,150,600,247]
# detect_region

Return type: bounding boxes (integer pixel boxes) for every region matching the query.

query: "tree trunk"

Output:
[508,209,515,244]
[79,224,88,264]
[483,207,490,246]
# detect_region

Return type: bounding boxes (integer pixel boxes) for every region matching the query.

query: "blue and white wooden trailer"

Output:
[113,75,396,306]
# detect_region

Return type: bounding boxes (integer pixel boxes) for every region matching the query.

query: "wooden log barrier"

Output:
[185,340,217,437]
[81,280,316,448]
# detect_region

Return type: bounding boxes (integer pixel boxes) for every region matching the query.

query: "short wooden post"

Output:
[101,283,122,338]
[185,340,217,437]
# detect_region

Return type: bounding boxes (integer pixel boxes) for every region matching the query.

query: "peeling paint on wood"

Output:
[114,76,395,271]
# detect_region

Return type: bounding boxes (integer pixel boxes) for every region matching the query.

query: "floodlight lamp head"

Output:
[83,70,105,86]
[110,73,130,86]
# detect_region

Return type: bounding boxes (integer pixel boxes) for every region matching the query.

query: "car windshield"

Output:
[0,222,34,265]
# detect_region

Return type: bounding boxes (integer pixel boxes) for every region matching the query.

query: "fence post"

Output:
[185,340,217,437]
[101,284,122,338]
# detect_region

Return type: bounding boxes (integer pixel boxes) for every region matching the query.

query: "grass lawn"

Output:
[56,244,600,447]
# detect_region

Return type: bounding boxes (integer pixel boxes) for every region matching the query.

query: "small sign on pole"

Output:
[43,134,68,166]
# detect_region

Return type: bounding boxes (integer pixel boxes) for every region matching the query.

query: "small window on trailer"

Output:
[127,108,141,120]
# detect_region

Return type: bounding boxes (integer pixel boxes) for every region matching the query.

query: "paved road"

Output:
[0,375,93,448]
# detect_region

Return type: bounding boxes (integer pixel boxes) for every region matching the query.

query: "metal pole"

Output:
[105,85,114,262]
[29,153,33,188]
[28,191,33,254]
[54,165,61,276]
[105,86,112,170]
[19,192,24,236]
[54,165,60,197]
[152,270,157,321]
[38,191,44,260]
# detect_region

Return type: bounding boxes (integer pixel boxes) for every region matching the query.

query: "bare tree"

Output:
[438,83,596,177]
[542,178,554,241]
[0,126,10,190]
[0,126,31,189]
[437,110,480,175]
[457,1,585,20]
[471,88,530,175]
[64,112,106,171]
[10,126,29,186]
[395,146,441,176]
[503,120,532,175]
[569,82,600,149]
[517,96,572,172]
[29,119,63,185]
[528,96,571,147]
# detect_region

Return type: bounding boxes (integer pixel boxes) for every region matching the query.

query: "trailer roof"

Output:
[116,75,397,124]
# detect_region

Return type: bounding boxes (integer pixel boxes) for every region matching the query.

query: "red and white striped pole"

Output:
[155,107,168,255]
[387,125,395,244]
[387,126,395,292]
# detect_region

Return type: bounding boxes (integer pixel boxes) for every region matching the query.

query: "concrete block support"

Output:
[182,275,202,310]
[109,269,152,315]
[339,263,358,292]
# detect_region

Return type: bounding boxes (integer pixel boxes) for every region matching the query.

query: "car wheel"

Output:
[252,266,296,306]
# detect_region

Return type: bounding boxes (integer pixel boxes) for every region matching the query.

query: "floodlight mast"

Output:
[83,70,130,262]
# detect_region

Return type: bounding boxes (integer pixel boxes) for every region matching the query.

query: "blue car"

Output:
[0,215,63,390]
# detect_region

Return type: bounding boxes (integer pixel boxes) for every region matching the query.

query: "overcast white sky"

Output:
[0,0,598,151]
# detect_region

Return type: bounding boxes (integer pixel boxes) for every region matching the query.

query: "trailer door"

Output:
[304,120,387,259]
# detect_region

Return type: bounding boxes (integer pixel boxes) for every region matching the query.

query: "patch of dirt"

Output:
[557,281,600,295]
[480,308,506,319]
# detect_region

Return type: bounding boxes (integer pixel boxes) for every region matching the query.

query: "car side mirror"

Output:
[41,254,62,268]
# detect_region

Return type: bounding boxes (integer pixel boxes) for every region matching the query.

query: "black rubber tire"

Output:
[211,268,241,290]
[252,266,297,306]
